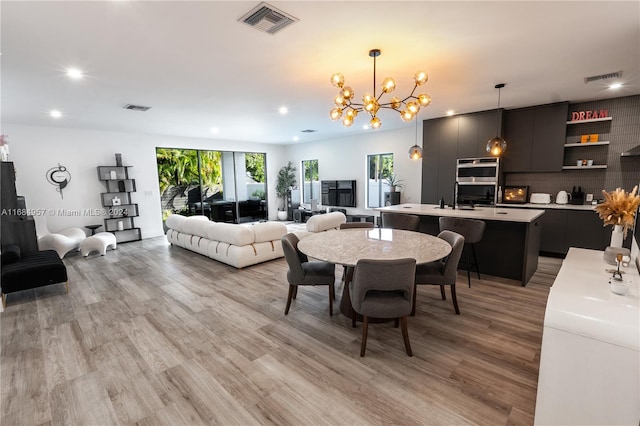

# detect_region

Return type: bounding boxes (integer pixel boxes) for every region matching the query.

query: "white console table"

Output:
[534,248,639,425]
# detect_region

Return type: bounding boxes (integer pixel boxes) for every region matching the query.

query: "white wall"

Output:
[284,124,423,216]
[4,123,287,238]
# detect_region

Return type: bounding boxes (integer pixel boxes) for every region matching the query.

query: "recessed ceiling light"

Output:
[362,124,370,130]
[66,68,84,79]
[609,83,623,90]
[279,106,288,115]
[446,110,455,116]
[292,136,299,142]
[50,110,62,118]
[210,127,219,134]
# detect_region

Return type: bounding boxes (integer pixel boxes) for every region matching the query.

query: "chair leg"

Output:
[466,249,472,288]
[394,318,399,328]
[285,285,295,315]
[450,284,460,315]
[1,293,6,308]
[400,316,413,357]
[328,284,334,316]
[411,284,417,316]
[471,243,481,280]
[440,285,446,300]
[292,286,298,299]
[65,281,69,294]
[360,316,369,357]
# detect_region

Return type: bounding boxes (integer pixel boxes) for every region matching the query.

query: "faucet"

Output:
[452,181,458,209]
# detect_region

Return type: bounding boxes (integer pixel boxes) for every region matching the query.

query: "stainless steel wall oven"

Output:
[455,157,499,206]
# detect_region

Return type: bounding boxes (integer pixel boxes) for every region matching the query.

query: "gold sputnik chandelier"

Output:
[329,49,431,129]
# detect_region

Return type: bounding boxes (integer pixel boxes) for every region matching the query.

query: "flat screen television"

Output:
[321,180,356,207]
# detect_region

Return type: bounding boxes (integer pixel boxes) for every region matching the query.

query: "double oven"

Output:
[455,157,499,206]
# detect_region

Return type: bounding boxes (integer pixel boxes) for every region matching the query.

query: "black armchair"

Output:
[1,245,68,307]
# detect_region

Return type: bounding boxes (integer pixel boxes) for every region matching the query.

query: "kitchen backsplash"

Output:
[504,94,640,203]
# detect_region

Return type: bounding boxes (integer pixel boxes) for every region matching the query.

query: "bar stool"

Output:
[439,217,486,287]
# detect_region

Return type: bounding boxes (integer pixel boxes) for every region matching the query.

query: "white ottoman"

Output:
[81,232,117,256]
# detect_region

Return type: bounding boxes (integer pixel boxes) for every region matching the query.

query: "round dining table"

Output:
[297,228,452,317]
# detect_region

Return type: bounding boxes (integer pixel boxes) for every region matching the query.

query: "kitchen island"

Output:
[376,203,544,286]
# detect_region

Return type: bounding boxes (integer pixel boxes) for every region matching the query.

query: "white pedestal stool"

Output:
[80,232,117,256]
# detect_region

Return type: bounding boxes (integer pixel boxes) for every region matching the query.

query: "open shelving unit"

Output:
[563,115,612,170]
[97,165,141,243]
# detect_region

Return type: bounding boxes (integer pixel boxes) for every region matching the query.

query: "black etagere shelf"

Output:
[97,164,141,243]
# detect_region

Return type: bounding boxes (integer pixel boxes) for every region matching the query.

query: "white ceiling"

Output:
[2,1,639,145]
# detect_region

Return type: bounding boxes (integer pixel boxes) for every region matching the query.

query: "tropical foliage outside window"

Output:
[367,153,394,208]
[302,159,319,204]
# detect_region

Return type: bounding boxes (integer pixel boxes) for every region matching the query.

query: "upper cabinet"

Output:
[421,109,502,204]
[502,102,569,173]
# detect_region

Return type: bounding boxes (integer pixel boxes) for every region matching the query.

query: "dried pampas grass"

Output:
[595,185,640,237]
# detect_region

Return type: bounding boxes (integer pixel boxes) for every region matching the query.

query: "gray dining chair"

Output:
[412,230,465,315]
[340,222,375,230]
[439,216,486,287]
[350,258,416,357]
[381,212,420,231]
[281,233,336,316]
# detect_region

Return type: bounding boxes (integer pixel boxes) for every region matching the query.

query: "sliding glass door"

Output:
[156,148,267,224]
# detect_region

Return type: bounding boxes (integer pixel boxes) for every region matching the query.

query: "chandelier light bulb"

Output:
[370,117,382,129]
[334,94,346,106]
[414,71,428,86]
[390,97,402,110]
[362,93,374,104]
[417,94,431,106]
[407,101,420,115]
[342,116,354,127]
[341,86,354,100]
[330,107,343,121]
[381,77,396,93]
[331,73,345,88]
[400,109,414,122]
[345,108,357,119]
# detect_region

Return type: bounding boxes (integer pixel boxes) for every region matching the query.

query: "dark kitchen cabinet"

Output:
[539,209,568,253]
[538,208,607,255]
[502,102,568,172]
[566,210,607,251]
[421,110,502,204]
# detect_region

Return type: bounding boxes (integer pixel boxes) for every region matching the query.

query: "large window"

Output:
[302,159,319,204]
[367,153,394,208]
[156,148,266,224]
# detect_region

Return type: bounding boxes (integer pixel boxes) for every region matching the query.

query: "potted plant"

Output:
[384,174,403,206]
[276,161,297,220]
[384,174,404,192]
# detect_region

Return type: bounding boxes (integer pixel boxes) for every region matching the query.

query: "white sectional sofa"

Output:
[165,214,287,268]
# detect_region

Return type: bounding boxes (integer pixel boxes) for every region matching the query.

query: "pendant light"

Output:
[486,83,507,156]
[408,115,423,159]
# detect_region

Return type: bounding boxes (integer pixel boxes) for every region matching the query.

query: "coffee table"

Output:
[297,228,452,317]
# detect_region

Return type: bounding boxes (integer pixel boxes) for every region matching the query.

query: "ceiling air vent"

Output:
[239,2,298,35]
[123,104,152,112]
[301,129,317,133]
[584,70,623,84]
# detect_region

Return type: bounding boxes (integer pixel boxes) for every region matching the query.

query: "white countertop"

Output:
[497,203,597,211]
[376,203,544,223]
[545,247,640,351]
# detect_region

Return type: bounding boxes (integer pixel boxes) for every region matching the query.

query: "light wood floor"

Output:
[1,237,561,425]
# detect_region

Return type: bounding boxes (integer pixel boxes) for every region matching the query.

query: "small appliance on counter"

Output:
[530,193,551,204]
[570,186,585,205]
[556,190,570,204]
[503,186,529,204]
